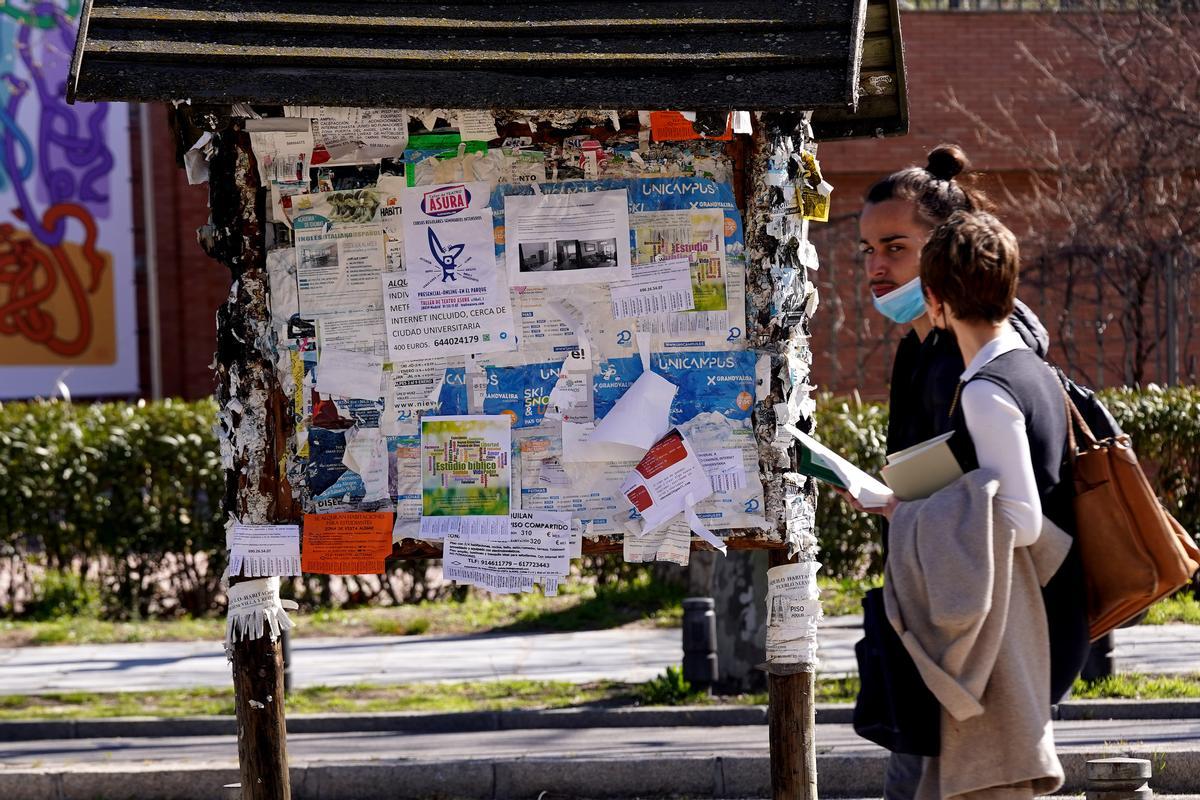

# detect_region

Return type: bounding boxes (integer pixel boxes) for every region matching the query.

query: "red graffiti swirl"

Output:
[0,202,106,357]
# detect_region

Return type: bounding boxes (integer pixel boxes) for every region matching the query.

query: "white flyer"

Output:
[317,310,388,357]
[620,430,713,533]
[401,182,503,313]
[247,118,312,185]
[316,348,384,399]
[292,191,387,314]
[505,189,632,287]
[609,257,695,319]
[767,561,822,601]
[315,107,409,162]
[697,449,748,493]
[382,269,516,361]
[442,510,574,594]
[384,357,459,435]
[455,109,499,142]
[230,525,301,577]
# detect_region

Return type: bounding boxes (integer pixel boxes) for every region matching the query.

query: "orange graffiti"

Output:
[0,203,106,357]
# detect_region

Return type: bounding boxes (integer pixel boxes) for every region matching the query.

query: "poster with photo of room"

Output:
[504,190,632,286]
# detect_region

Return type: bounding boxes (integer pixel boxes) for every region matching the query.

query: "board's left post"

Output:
[201,116,293,800]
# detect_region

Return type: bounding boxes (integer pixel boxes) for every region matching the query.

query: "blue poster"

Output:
[482,360,564,428]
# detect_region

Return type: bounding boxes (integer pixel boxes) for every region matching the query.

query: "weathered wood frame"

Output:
[194,107,823,799]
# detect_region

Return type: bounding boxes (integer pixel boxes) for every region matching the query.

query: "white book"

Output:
[881,431,963,500]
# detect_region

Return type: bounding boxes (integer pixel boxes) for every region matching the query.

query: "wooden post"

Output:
[767,549,818,800]
[202,118,295,800]
[744,112,821,800]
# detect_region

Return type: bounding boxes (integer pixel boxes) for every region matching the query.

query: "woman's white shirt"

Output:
[959,324,1043,548]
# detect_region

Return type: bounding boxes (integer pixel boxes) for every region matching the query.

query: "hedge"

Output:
[0,387,1196,616]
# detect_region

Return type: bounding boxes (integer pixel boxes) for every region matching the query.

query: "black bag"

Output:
[852,587,940,756]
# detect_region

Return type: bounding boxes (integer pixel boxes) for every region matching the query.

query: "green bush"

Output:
[0,387,1194,617]
[23,569,101,621]
[811,395,889,580]
[0,399,226,619]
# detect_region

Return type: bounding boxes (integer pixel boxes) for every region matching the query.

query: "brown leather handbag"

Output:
[1065,394,1200,641]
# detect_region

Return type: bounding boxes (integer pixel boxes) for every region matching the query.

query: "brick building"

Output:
[132,10,1195,401]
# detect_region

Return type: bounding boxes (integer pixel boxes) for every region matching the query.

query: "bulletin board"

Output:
[210,108,827,596]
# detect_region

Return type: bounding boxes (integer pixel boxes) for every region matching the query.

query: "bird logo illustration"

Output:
[427,228,466,282]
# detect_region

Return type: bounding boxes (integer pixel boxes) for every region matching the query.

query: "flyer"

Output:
[383,357,468,435]
[623,518,692,566]
[401,182,505,313]
[301,512,393,575]
[382,269,516,361]
[292,190,387,314]
[420,415,511,539]
[491,178,746,347]
[229,524,302,578]
[504,189,632,287]
[609,257,696,319]
[620,430,713,533]
[443,510,575,594]
[632,208,729,334]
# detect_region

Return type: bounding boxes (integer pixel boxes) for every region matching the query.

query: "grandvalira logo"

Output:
[421,184,471,217]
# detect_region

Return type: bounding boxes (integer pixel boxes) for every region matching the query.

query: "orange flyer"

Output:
[301,512,393,575]
[648,111,734,142]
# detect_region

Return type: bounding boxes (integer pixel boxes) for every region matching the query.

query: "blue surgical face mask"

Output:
[871,276,928,324]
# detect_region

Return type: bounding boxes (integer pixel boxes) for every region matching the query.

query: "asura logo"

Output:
[422,185,471,217]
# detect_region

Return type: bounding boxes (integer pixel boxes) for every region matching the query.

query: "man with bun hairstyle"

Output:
[854,145,1062,799]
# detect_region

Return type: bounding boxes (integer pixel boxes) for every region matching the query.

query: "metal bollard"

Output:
[1086,757,1152,800]
[1081,633,1115,681]
[681,597,718,689]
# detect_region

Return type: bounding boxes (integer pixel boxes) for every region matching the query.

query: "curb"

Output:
[0,748,1196,799]
[1,698,1197,742]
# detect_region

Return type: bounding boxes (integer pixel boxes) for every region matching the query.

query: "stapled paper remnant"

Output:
[764,561,822,666]
[225,577,298,655]
[184,132,214,185]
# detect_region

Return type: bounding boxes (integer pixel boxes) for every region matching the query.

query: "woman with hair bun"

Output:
[847,145,1083,800]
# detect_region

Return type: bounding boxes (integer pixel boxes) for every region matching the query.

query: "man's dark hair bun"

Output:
[925,144,969,181]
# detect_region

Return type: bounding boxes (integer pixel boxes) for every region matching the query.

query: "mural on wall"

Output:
[0,1,137,397]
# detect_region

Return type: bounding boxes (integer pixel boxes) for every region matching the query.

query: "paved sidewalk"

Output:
[2,718,1199,798]
[0,619,1194,695]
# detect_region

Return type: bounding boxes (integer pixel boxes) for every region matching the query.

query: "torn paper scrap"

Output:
[225,577,298,654]
[609,257,696,319]
[316,348,384,400]
[591,370,677,451]
[342,428,390,503]
[561,420,648,463]
[621,430,713,534]
[230,524,301,578]
[624,518,691,566]
[301,512,393,575]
